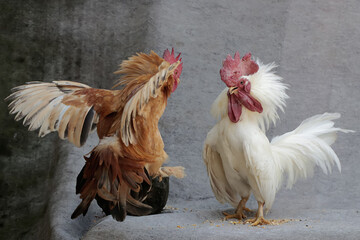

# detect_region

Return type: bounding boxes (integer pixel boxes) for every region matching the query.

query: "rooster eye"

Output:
[240,81,244,85]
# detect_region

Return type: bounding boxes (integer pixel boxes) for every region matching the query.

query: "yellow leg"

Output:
[223,197,250,221]
[240,196,252,212]
[245,201,270,226]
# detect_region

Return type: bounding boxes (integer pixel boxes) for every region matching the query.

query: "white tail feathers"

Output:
[271,113,353,189]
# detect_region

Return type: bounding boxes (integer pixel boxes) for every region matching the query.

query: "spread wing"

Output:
[6,81,120,147]
[203,127,238,206]
[243,139,278,210]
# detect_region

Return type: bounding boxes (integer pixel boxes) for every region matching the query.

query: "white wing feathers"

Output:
[204,57,352,214]
[203,143,238,206]
[271,113,353,189]
[6,81,98,147]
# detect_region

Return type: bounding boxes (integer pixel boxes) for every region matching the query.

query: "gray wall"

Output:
[1,1,359,239]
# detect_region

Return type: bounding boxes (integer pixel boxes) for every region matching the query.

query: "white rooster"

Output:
[203,52,352,226]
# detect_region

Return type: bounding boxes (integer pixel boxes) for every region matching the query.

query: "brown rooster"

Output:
[6,48,185,221]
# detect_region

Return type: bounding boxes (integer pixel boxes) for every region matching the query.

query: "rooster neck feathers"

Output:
[113,51,181,146]
[5,48,184,222]
[204,53,351,222]
[212,61,288,131]
[113,51,171,100]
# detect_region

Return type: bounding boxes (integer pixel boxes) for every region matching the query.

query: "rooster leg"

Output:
[245,201,270,226]
[223,196,250,220]
[240,196,252,212]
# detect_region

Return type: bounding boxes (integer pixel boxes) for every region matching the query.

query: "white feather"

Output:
[271,113,354,189]
[203,60,352,213]
[210,88,228,121]
[203,126,240,207]
[248,61,288,131]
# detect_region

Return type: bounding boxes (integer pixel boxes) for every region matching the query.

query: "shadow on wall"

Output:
[0,0,154,239]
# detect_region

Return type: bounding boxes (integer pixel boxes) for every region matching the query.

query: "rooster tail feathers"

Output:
[72,136,150,222]
[110,183,128,222]
[71,196,93,219]
[126,194,153,216]
[271,113,353,189]
[110,203,126,222]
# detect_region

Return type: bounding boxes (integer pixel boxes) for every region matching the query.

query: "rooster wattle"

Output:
[6,49,185,222]
[203,52,353,226]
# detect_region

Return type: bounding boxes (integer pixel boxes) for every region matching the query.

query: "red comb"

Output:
[162,48,183,92]
[163,48,182,64]
[220,52,259,87]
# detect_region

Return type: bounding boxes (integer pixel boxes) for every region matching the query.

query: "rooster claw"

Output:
[159,166,185,179]
[245,216,271,226]
[222,211,247,220]
[243,207,252,212]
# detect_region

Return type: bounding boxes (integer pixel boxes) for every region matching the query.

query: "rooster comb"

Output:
[220,52,259,87]
[163,48,182,64]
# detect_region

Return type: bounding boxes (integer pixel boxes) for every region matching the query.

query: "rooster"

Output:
[203,52,352,226]
[6,48,185,222]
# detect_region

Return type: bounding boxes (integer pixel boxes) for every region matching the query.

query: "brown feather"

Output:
[73,107,90,147]
[126,194,153,216]
[6,50,182,222]
[58,107,76,139]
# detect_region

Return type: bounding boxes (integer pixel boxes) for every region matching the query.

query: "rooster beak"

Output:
[229,86,239,95]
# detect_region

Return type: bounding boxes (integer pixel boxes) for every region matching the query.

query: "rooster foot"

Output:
[245,216,271,226]
[243,207,252,212]
[223,211,246,221]
[159,166,185,179]
[238,196,252,213]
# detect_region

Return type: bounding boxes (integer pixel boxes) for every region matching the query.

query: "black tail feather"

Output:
[71,197,91,219]
[75,165,86,194]
[110,202,126,222]
[126,195,153,216]
[74,165,169,222]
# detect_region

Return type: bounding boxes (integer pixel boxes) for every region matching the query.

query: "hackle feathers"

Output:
[211,61,288,130]
[204,55,352,216]
[248,61,288,131]
[116,57,180,146]
[5,49,183,222]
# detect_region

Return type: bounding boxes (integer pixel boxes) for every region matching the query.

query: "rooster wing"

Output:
[6,50,182,221]
[6,80,120,147]
[203,126,238,206]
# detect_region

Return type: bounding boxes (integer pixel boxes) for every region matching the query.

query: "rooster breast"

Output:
[211,117,273,206]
